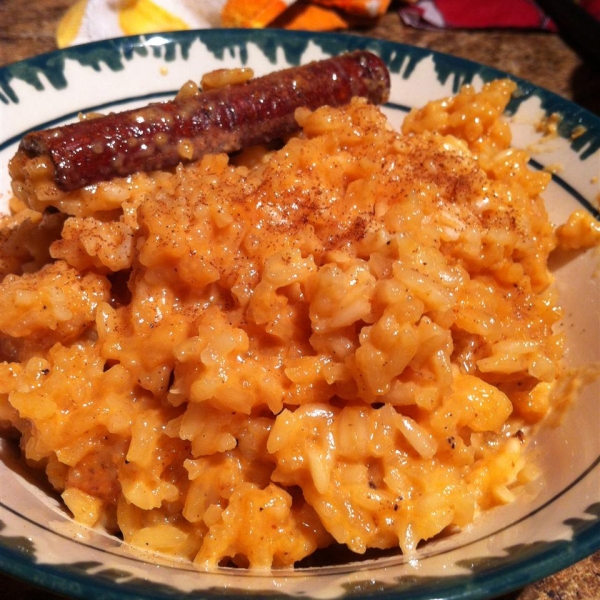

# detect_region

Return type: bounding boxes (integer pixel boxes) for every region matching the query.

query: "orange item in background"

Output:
[314,0,391,18]
[221,0,391,30]
[221,0,297,28]
[273,2,350,30]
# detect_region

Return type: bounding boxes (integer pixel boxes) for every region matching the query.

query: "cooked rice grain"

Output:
[2,79,598,569]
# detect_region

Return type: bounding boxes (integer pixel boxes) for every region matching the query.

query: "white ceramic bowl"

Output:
[0,29,598,600]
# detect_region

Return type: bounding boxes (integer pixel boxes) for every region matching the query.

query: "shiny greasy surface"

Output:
[19,51,390,191]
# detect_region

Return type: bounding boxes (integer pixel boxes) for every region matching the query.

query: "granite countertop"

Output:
[0,1,598,599]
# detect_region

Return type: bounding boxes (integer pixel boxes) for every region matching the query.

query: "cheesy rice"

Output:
[1,79,598,569]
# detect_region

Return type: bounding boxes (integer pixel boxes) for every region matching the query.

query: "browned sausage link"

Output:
[18,51,390,191]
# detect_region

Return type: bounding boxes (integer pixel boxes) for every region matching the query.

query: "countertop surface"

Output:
[0,1,598,599]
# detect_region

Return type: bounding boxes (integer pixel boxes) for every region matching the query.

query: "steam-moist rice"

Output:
[1,79,598,569]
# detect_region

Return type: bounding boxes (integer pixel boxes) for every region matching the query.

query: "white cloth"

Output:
[70,0,228,46]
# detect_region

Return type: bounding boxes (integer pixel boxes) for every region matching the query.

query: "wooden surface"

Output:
[0,1,598,599]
